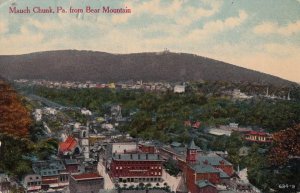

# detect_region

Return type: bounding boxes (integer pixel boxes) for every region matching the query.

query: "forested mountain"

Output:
[0,50,295,86]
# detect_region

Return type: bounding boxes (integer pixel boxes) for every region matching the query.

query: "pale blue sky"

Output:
[0,0,299,82]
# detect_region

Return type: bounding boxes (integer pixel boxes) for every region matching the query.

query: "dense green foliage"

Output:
[0,81,58,179]
[31,86,300,192]
[164,158,181,176]
[0,124,58,179]
[34,87,300,138]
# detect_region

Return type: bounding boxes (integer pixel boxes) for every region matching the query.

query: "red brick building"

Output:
[138,143,156,154]
[180,140,233,193]
[110,153,163,183]
[69,173,104,193]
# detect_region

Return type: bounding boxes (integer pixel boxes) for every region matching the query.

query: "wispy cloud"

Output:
[186,10,248,42]
[253,21,300,36]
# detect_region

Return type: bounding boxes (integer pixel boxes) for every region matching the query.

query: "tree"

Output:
[0,80,31,138]
[269,124,300,166]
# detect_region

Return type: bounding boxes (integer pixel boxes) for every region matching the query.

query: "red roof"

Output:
[71,173,102,181]
[246,131,269,136]
[59,136,77,153]
[42,178,58,184]
[192,121,201,128]
[184,120,201,128]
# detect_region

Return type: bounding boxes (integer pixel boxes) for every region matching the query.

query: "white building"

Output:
[174,85,185,93]
[208,128,232,136]
[34,109,42,121]
[79,127,90,160]
[43,107,57,115]
[232,89,252,99]
[81,108,92,116]
[74,122,81,129]
[101,123,114,131]
[112,142,137,154]
[229,123,239,128]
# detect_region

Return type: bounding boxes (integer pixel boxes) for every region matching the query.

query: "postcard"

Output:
[0,0,299,193]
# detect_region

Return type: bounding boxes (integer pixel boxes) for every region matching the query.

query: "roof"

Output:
[160,146,185,157]
[188,140,197,150]
[191,164,219,174]
[64,159,80,165]
[246,131,270,136]
[219,170,229,178]
[218,191,236,193]
[197,155,232,166]
[71,173,102,181]
[192,121,201,128]
[112,153,162,161]
[59,136,77,153]
[196,180,216,188]
[173,147,187,155]
[32,160,66,177]
[139,142,155,147]
[170,141,182,147]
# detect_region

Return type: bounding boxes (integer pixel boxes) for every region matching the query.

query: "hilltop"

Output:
[0,50,295,86]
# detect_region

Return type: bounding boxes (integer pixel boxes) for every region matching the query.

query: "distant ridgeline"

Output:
[0,50,296,86]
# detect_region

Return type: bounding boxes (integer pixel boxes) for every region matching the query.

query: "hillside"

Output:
[0,50,295,86]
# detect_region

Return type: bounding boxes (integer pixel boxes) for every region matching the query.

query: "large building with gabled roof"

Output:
[178,140,234,193]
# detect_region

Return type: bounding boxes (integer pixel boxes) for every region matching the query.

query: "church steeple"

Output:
[186,140,197,164]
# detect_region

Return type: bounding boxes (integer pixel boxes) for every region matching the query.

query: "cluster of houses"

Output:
[3,111,263,193]
[14,79,186,93]
[221,88,292,101]
[19,137,260,193]
[15,79,294,102]
[208,123,273,143]
[7,102,267,193]
[1,82,273,193]
[0,96,272,193]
